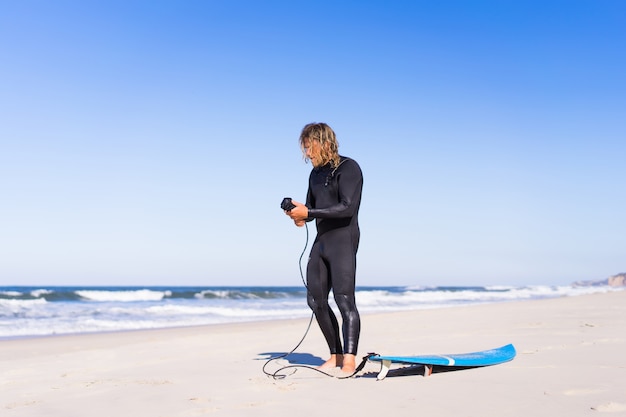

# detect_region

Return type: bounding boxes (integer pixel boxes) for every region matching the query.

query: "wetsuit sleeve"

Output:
[304,184,315,222]
[307,159,363,219]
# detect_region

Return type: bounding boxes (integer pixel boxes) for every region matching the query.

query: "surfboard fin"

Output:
[377,360,392,380]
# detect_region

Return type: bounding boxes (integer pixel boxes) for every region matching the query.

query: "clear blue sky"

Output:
[1,0,624,287]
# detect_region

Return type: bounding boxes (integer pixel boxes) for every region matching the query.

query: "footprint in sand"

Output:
[591,402,626,413]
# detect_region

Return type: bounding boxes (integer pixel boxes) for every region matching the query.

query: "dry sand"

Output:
[2,290,625,416]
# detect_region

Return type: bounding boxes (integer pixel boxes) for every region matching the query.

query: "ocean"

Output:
[0,284,620,339]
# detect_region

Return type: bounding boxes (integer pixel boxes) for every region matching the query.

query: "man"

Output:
[285,122,363,375]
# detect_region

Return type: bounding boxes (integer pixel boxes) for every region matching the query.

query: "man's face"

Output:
[303,138,323,167]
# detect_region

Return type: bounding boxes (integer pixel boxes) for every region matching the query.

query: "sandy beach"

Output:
[2,290,625,416]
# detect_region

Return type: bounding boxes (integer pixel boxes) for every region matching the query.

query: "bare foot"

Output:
[340,354,356,375]
[318,354,343,370]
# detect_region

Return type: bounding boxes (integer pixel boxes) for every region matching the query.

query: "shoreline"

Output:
[0,298,519,342]
[2,291,626,416]
[0,286,622,342]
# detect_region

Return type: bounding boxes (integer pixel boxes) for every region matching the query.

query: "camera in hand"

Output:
[281,197,296,211]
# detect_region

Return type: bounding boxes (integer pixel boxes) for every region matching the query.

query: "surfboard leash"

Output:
[262,222,316,379]
[265,351,376,380]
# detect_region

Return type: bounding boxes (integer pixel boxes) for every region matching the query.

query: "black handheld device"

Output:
[281,197,296,211]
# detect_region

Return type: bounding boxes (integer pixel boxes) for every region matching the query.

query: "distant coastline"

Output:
[573,272,626,287]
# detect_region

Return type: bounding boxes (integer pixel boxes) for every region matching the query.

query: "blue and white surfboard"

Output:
[368,343,516,379]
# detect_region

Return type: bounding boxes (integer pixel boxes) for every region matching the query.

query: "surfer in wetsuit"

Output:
[284,122,363,375]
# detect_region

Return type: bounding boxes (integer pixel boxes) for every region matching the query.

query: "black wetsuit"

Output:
[305,156,363,355]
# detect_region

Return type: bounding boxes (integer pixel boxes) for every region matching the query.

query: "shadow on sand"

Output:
[257,352,325,366]
[360,364,483,379]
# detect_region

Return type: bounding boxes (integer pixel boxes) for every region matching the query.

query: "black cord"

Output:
[261,312,317,379]
[269,352,374,380]
[262,223,318,379]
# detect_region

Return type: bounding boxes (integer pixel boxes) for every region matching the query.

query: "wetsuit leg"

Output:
[306,239,343,354]
[327,232,360,355]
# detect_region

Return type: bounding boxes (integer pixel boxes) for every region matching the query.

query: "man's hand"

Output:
[284,200,309,225]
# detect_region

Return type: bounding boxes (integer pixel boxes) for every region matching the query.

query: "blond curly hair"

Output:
[299,122,341,167]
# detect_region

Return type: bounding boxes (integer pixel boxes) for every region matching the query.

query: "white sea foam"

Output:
[0,291,24,297]
[31,289,54,298]
[484,285,517,291]
[0,298,47,311]
[76,289,171,302]
[354,285,620,312]
[196,290,231,299]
